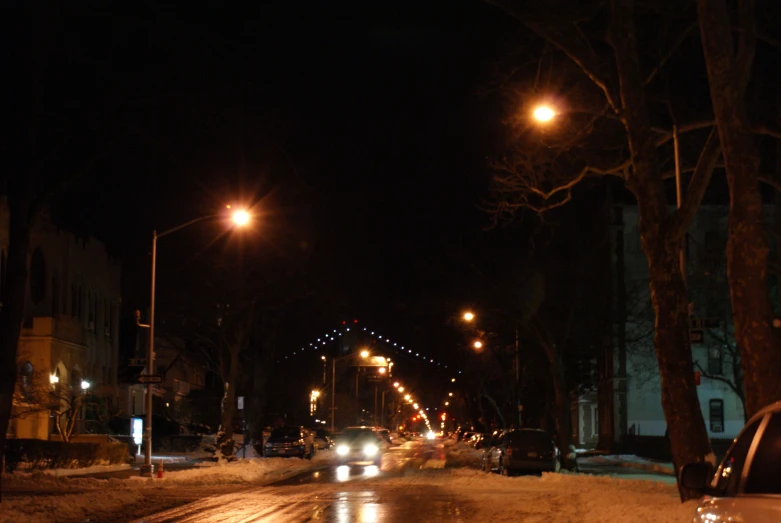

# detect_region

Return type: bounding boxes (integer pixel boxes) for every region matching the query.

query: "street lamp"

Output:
[360,350,370,358]
[473,340,483,350]
[462,311,475,322]
[139,206,251,477]
[532,104,556,123]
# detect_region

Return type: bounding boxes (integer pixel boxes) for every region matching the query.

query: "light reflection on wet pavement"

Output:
[133,441,467,523]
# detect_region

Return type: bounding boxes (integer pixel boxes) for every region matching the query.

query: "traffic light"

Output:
[440,412,447,421]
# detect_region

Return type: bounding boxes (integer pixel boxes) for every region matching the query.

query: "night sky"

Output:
[51,1,524,341]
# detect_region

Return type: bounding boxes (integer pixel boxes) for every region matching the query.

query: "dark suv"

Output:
[263,426,315,459]
[483,428,560,475]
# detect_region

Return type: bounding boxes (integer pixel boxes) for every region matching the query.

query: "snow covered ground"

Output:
[385,468,697,522]
[1,444,697,523]
[1,453,328,523]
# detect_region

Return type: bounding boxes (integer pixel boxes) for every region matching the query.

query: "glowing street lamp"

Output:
[231,208,250,226]
[138,205,251,478]
[473,340,483,350]
[404,394,411,401]
[462,311,475,322]
[360,350,370,358]
[378,367,387,374]
[398,386,404,392]
[533,105,556,122]
[81,380,90,390]
[393,382,400,388]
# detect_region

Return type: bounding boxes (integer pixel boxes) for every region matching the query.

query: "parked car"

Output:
[313,428,333,450]
[334,426,388,466]
[472,433,491,450]
[681,400,781,522]
[374,428,392,445]
[483,428,560,475]
[263,426,316,459]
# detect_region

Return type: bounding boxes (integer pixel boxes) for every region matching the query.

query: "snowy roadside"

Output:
[0,453,328,523]
[580,454,675,476]
[383,468,697,522]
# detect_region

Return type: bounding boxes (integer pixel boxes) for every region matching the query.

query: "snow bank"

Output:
[1,453,323,522]
[1,474,144,523]
[137,456,320,486]
[582,454,675,476]
[383,468,697,522]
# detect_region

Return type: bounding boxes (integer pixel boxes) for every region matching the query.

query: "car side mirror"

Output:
[680,462,714,493]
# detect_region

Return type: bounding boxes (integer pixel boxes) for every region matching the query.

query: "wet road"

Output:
[132,440,468,523]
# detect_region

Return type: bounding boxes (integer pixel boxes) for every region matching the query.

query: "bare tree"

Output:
[697,0,781,416]
[484,0,721,498]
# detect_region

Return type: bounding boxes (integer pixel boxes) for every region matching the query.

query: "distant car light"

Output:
[426,431,436,440]
[336,445,349,456]
[364,444,378,456]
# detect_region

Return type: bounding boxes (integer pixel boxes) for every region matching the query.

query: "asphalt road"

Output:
[130,440,466,523]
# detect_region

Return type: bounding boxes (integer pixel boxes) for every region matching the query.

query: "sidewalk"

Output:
[579,453,675,476]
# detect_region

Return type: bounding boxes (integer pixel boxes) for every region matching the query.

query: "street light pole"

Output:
[138,209,250,478]
[140,231,158,477]
[330,358,336,432]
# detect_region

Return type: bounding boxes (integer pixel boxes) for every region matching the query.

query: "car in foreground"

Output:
[334,426,387,466]
[681,400,781,522]
[263,426,315,459]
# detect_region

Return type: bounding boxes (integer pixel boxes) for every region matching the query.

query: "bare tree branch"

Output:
[484,0,621,113]
[734,0,756,96]
[645,23,698,85]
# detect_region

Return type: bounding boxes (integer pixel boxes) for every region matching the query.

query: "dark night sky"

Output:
[47,0,525,372]
[54,1,516,320]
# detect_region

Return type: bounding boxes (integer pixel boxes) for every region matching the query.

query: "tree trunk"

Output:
[547,344,578,471]
[598,185,616,452]
[247,315,278,453]
[610,0,713,500]
[216,348,240,459]
[0,195,33,500]
[698,0,781,417]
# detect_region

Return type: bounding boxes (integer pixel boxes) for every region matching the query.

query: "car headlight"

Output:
[336,445,349,456]
[364,444,378,456]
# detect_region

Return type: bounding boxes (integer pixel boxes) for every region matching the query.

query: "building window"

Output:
[20,361,34,400]
[30,248,46,305]
[709,399,725,433]
[708,347,723,375]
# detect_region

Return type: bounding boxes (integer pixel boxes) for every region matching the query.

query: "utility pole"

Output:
[330,358,336,432]
[515,326,522,427]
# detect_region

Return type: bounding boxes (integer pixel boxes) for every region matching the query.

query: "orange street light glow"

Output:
[231,209,250,226]
[463,311,475,322]
[473,340,483,349]
[533,105,556,122]
[360,350,370,358]
[393,382,400,388]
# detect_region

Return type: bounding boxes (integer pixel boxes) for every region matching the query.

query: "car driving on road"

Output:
[334,426,387,466]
